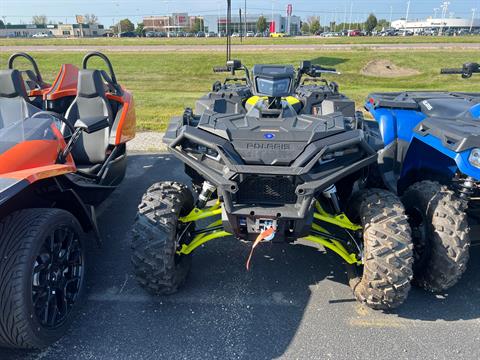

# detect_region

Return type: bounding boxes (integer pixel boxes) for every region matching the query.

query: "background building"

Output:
[392,17,480,33]
[208,13,300,35]
[0,23,106,37]
[144,14,203,32]
[144,12,300,35]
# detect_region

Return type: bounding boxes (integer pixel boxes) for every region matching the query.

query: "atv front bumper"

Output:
[168,126,377,219]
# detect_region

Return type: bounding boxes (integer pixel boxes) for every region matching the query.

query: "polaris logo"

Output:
[422,100,433,110]
[246,143,291,150]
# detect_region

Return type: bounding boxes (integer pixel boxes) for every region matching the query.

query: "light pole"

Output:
[440,1,450,35]
[348,2,353,31]
[470,8,477,32]
[271,0,275,33]
[405,0,411,29]
[433,8,439,18]
[389,6,393,26]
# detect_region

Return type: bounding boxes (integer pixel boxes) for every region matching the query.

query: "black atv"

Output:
[131,60,414,310]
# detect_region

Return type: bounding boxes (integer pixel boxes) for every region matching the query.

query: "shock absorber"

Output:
[458,176,475,200]
[323,185,341,214]
[197,181,216,209]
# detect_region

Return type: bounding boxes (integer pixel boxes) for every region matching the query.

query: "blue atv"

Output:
[364,62,480,292]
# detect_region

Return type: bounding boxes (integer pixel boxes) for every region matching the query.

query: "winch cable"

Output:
[246,227,276,270]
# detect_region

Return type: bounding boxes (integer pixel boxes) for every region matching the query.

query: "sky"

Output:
[1,0,480,26]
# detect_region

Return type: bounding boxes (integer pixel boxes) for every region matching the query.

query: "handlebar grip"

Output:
[213,66,230,73]
[318,67,337,72]
[440,68,464,74]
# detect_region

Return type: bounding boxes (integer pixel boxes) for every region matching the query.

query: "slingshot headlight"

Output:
[469,148,480,168]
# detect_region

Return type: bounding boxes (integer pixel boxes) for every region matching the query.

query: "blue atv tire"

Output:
[402,181,471,292]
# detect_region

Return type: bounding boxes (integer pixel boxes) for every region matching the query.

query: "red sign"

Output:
[270,21,276,33]
[287,4,293,16]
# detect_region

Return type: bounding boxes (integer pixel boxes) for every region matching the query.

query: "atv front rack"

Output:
[177,200,363,265]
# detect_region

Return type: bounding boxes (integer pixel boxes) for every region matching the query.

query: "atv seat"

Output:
[418,97,479,119]
[65,69,113,167]
[0,69,40,129]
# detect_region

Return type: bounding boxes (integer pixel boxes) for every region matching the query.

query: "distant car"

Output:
[231,32,240,37]
[196,31,206,37]
[119,31,137,38]
[145,31,157,38]
[397,29,414,36]
[254,32,263,37]
[32,32,52,38]
[347,29,361,37]
[246,31,255,37]
[322,32,339,37]
[218,31,226,37]
[270,32,286,38]
[185,32,195,37]
[206,32,217,37]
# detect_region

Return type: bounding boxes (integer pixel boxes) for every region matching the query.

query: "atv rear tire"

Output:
[402,181,470,292]
[131,182,195,295]
[348,189,414,310]
[0,209,85,349]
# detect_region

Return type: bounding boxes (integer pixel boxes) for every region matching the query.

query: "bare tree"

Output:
[84,14,99,25]
[32,15,48,25]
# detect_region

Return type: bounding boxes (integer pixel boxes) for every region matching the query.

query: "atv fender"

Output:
[396,135,480,193]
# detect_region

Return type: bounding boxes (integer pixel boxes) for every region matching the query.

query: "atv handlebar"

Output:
[311,65,338,75]
[441,62,480,78]
[440,68,464,74]
[213,66,230,73]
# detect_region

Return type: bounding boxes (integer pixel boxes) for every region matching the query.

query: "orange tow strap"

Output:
[246,227,276,271]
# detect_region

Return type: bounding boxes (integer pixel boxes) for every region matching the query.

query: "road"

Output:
[1,43,480,53]
[2,153,480,360]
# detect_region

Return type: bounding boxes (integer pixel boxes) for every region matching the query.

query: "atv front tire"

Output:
[402,181,470,292]
[0,209,85,349]
[348,189,414,310]
[131,182,195,295]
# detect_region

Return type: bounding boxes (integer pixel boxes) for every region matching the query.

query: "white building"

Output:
[392,17,480,32]
[203,14,301,35]
[0,23,106,38]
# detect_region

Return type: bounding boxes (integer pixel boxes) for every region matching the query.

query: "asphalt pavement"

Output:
[2,153,480,360]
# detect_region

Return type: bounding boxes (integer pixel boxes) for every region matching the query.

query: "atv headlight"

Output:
[469,148,480,168]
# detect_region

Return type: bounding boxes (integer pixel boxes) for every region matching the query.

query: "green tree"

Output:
[365,13,378,33]
[257,15,267,33]
[117,18,134,33]
[192,18,204,33]
[301,22,310,34]
[136,22,145,36]
[309,17,320,34]
[84,14,99,25]
[376,19,390,30]
[32,15,47,25]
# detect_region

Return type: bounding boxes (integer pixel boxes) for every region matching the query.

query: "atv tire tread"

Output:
[131,181,194,295]
[348,189,414,310]
[402,180,470,292]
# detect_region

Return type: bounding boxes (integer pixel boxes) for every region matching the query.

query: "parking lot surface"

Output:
[3,153,480,360]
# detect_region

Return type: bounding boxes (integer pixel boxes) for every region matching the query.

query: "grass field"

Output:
[1,35,480,47]
[1,49,478,131]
